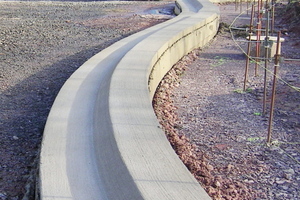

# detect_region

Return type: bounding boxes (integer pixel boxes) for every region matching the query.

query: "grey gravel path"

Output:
[0,1,173,199]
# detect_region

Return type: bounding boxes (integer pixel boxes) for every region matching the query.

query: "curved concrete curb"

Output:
[39,0,219,199]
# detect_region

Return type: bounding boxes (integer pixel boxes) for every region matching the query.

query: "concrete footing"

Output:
[39,0,220,199]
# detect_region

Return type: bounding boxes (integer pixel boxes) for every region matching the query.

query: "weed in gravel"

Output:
[253,112,262,116]
[210,55,231,67]
[233,88,253,93]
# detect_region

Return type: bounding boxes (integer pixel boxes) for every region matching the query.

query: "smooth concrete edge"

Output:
[39,0,220,199]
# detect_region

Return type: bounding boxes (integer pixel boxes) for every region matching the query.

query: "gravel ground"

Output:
[154,2,300,200]
[0,1,174,199]
[1,1,299,200]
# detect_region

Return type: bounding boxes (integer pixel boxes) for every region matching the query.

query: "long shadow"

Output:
[0,0,176,196]
[0,32,137,199]
[200,52,245,60]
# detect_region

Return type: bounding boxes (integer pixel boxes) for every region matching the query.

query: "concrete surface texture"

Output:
[39,0,220,199]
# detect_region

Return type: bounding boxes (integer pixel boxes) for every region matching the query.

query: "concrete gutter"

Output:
[39,0,220,199]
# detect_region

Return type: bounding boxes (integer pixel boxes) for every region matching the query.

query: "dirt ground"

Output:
[154,2,300,200]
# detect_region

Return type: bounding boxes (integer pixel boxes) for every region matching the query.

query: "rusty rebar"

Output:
[244,5,255,91]
[255,0,262,76]
[262,8,270,115]
[267,31,281,144]
[260,0,264,31]
[271,0,275,34]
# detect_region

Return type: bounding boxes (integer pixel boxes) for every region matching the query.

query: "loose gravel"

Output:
[0,1,174,199]
[154,3,300,200]
[1,1,299,200]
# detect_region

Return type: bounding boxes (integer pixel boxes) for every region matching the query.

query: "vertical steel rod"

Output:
[255,0,262,76]
[244,5,255,91]
[271,1,275,34]
[260,0,263,32]
[262,8,270,115]
[267,32,281,144]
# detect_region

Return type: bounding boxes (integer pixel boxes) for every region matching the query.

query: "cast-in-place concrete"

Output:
[39,0,220,199]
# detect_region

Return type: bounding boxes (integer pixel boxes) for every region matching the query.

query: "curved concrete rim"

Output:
[39,0,220,199]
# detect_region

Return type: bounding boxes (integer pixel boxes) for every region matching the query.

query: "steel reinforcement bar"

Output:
[39,0,220,199]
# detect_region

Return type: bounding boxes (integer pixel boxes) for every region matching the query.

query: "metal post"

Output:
[255,0,262,76]
[271,0,275,34]
[244,5,255,91]
[267,32,281,144]
[262,8,270,115]
[260,0,264,32]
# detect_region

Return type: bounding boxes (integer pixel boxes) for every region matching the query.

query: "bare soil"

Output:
[154,2,300,200]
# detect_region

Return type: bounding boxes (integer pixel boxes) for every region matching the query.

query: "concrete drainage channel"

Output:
[39,0,219,199]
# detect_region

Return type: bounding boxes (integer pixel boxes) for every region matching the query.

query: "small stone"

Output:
[283,168,295,180]
[275,178,286,184]
[227,164,234,171]
[13,136,19,140]
[244,179,254,184]
[215,143,230,150]
[275,192,286,198]
[207,164,214,171]
[0,193,7,198]
[283,173,292,180]
[286,76,298,82]
[213,180,221,188]
[268,178,275,184]
[281,185,289,190]
[284,168,295,175]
